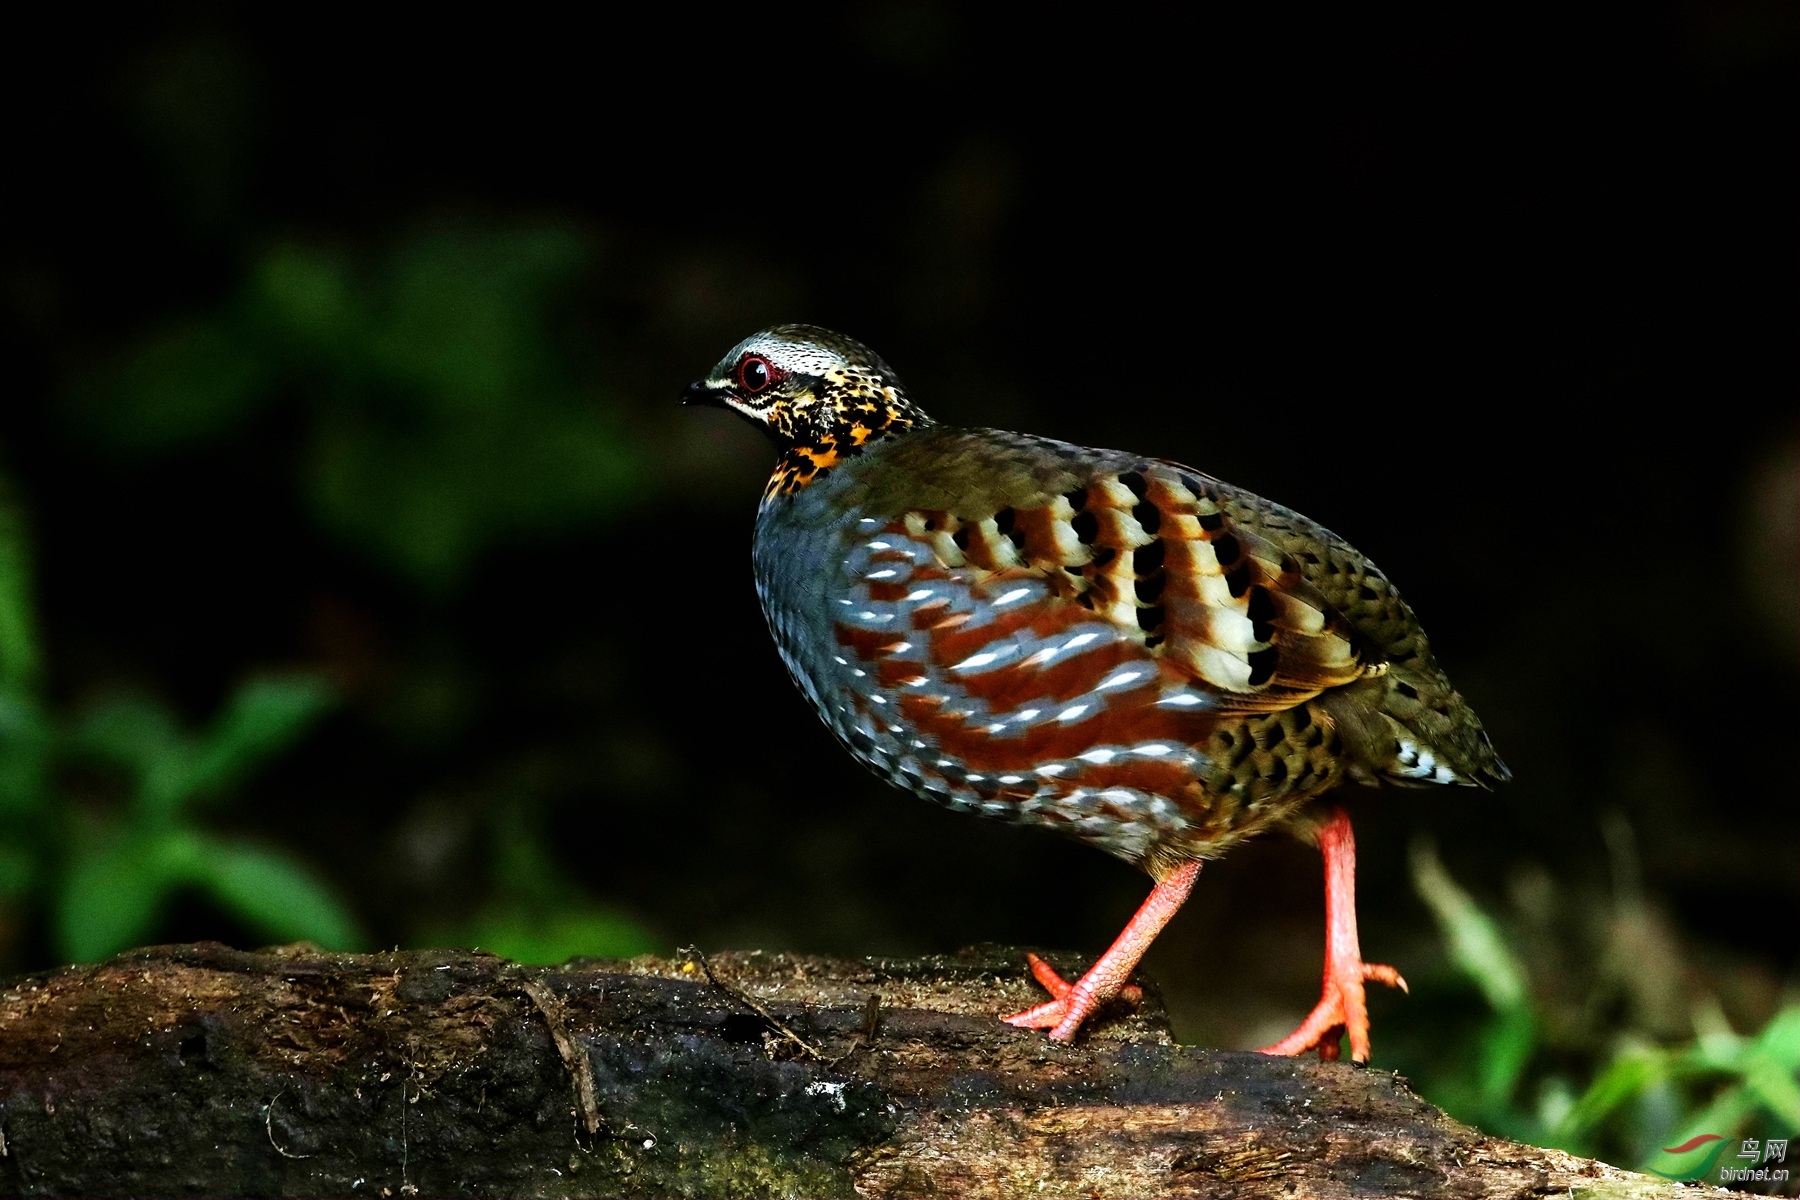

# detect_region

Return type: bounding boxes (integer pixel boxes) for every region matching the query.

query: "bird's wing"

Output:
[832,428,1503,797]
[842,434,1372,718]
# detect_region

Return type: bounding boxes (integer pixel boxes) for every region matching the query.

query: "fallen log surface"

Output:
[0,942,1725,1198]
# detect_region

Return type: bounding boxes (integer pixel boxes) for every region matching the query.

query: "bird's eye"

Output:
[737,356,774,394]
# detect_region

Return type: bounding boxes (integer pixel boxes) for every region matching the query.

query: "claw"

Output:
[1000,863,1198,1041]
[1258,959,1407,1061]
[1258,807,1404,1064]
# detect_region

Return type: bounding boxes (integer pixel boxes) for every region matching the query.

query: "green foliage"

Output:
[445,801,657,965]
[189,837,363,952]
[0,495,41,696]
[0,491,50,908]
[55,673,357,962]
[1409,840,1538,1120]
[467,906,659,967]
[1408,839,1800,1183]
[6,216,661,971]
[0,488,361,964]
[1583,1004,1800,1176]
[75,220,640,589]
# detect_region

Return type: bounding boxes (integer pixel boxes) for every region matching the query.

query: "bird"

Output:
[683,324,1508,1061]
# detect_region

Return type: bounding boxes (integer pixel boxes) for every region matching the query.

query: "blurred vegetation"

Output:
[6,218,660,967]
[75,222,638,589]
[1399,840,1799,1186]
[0,484,355,961]
[447,799,659,966]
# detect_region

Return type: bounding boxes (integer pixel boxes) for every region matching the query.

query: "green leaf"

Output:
[175,674,335,815]
[1557,1045,1666,1141]
[368,224,587,402]
[0,493,40,694]
[1641,1084,1760,1175]
[68,693,195,825]
[89,317,271,450]
[252,245,357,351]
[59,827,361,960]
[189,835,363,950]
[305,390,639,590]
[0,485,47,820]
[1410,837,1530,1013]
[1746,1005,1800,1072]
[292,221,636,590]
[1742,1058,1800,1129]
[0,841,36,898]
[465,905,657,965]
[67,678,332,820]
[67,693,186,778]
[1644,1131,1735,1182]
[1477,1006,1539,1106]
[0,692,50,819]
[57,828,199,962]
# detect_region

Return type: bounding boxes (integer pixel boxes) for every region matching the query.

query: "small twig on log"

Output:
[518,975,605,1138]
[828,991,883,1069]
[264,1089,312,1160]
[680,944,827,1060]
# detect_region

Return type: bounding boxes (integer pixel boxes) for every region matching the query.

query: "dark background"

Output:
[4,0,1795,1161]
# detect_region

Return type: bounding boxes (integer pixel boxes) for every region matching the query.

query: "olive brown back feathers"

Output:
[682,324,934,500]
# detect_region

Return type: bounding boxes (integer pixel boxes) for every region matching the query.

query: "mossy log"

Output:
[0,942,1725,1198]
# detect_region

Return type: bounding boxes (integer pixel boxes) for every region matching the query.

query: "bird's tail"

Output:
[1319,666,1509,790]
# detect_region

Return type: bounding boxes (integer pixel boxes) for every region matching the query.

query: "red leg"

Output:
[1005,861,1200,1041]
[1258,806,1406,1064]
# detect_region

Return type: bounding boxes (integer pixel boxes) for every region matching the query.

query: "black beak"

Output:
[681,380,727,408]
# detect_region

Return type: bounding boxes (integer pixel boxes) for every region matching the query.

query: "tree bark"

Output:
[0,942,1726,1198]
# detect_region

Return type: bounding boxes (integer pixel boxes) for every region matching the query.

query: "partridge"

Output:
[683,325,1508,1061]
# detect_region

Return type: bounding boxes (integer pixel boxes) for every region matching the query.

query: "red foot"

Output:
[1003,861,1200,1041]
[1005,952,1145,1029]
[1258,807,1406,1064]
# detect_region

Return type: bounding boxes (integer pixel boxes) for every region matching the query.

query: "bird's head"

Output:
[683,326,933,479]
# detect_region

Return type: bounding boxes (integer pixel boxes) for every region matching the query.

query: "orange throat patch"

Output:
[761,402,927,502]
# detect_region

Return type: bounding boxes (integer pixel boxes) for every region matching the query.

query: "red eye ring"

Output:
[737,355,777,394]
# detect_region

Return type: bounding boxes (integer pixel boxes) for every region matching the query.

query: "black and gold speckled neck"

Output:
[682,324,936,503]
[759,380,934,502]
